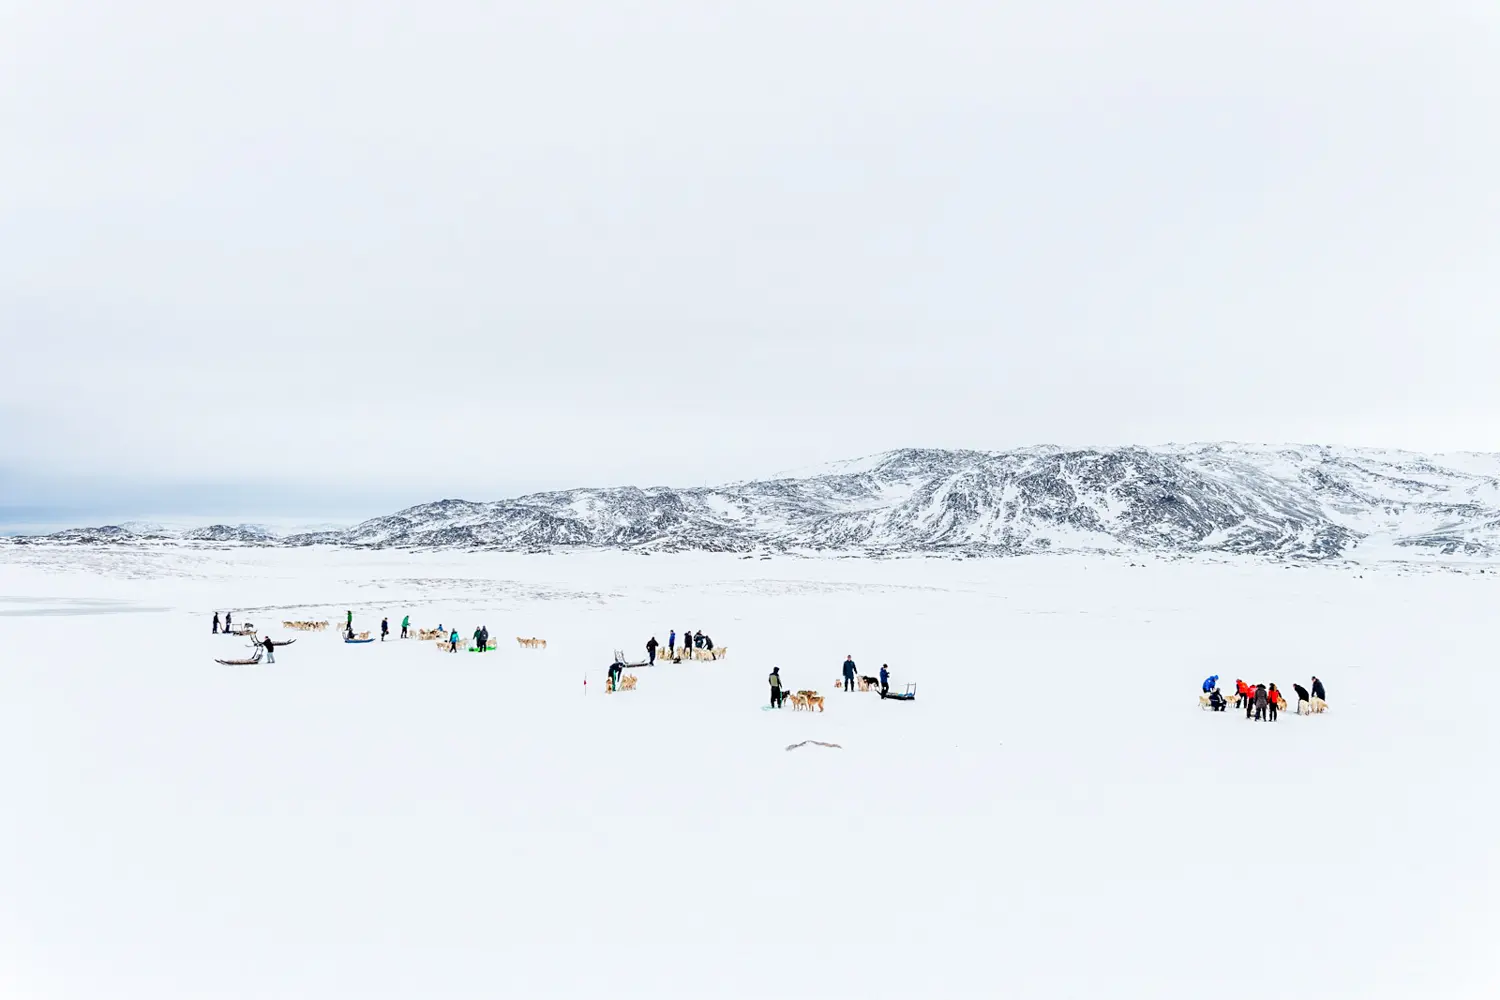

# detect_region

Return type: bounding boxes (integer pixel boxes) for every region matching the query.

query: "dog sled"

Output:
[612,649,651,669]
[215,650,264,666]
[879,682,917,702]
[344,637,375,644]
[264,638,296,648]
[226,625,257,636]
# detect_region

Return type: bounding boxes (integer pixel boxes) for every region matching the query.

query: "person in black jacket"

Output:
[842,655,856,692]
[646,636,658,665]
[225,611,233,633]
[381,617,389,641]
[213,612,220,634]
[702,635,715,660]
[1292,683,1310,714]
[1311,676,1326,702]
[1253,683,1268,722]
[262,634,276,664]
[608,660,624,692]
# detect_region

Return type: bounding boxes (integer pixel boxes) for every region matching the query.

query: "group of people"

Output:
[769,656,890,707]
[211,611,234,633]
[646,629,716,664]
[1202,674,1327,721]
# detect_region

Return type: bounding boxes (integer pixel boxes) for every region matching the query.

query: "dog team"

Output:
[765,656,892,710]
[645,629,721,665]
[1201,674,1328,718]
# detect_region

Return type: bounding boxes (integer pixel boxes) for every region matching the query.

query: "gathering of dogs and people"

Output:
[646,629,726,663]
[1201,674,1329,719]
[212,610,908,716]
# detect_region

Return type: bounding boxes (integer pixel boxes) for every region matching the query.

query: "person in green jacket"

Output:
[473,626,484,651]
[400,615,410,639]
[768,667,784,708]
[346,610,353,631]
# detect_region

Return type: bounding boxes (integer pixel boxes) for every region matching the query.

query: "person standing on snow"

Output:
[473,626,484,651]
[1311,676,1326,702]
[401,615,410,639]
[346,610,353,632]
[213,612,221,634]
[225,611,233,633]
[768,667,784,708]
[449,629,460,653]
[1267,683,1281,721]
[879,664,890,696]
[1244,682,1257,719]
[842,655,857,692]
[263,634,276,664]
[381,617,390,641]
[1253,683,1268,722]
[1202,674,1219,694]
[668,630,676,656]
[1292,682,1310,713]
[646,636,658,665]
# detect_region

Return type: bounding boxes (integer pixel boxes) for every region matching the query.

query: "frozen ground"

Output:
[0,547,1495,998]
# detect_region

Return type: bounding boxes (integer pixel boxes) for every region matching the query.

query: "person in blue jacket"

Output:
[879,663,890,696]
[842,655,857,692]
[1202,674,1219,694]
[668,630,676,656]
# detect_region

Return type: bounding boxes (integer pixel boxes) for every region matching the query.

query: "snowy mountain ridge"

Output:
[14,444,1500,560]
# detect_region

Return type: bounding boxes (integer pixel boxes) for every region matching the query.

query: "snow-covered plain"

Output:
[0,547,1495,998]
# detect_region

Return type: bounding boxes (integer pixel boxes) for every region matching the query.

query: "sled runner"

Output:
[344,637,375,644]
[215,650,264,666]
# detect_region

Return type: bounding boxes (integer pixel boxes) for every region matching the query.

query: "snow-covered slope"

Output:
[17,444,1500,560]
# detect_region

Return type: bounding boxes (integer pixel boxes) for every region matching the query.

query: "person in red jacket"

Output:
[1267,683,1281,721]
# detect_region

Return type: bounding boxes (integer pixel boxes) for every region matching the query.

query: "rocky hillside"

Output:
[15,445,1500,560]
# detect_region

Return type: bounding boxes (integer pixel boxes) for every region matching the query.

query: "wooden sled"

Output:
[215,650,264,666]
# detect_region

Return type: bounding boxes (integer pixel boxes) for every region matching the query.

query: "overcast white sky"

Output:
[3,1,1498,522]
